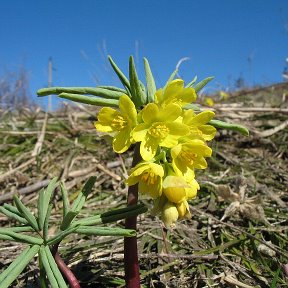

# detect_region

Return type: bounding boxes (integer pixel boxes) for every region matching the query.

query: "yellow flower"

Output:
[155,79,197,107]
[94,95,137,153]
[176,200,191,219]
[171,139,212,177]
[182,109,216,141]
[185,178,200,199]
[162,175,190,203]
[132,103,189,160]
[126,162,164,199]
[161,202,179,228]
[204,97,214,106]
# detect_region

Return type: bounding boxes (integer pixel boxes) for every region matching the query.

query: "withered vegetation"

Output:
[0,83,287,287]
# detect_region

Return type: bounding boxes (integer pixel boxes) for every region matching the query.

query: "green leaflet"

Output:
[193,76,214,93]
[72,204,147,227]
[43,204,52,242]
[44,246,67,288]
[60,182,70,219]
[60,176,96,230]
[0,245,40,288]
[129,56,147,107]
[38,177,58,231]
[97,85,127,94]
[0,229,43,245]
[13,195,39,231]
[46,226,79,245]
[164,68,178,90]
[108,55,131,94]
[76,226,136,237]
[185,75,198,88]
[39,247,60,288]
[143,58,156,103]
[209,119,249,136]
[59,93,119,107]
[0,206,28,225]
[37,86,123,99]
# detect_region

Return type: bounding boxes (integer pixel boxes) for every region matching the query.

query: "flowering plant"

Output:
[37,56,248,287]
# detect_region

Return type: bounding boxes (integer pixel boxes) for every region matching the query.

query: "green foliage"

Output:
[0,177,147,287]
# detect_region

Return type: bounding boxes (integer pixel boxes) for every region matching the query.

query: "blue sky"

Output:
[0,0,287,107]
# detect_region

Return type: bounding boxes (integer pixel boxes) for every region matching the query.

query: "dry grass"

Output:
[0,83,287,287]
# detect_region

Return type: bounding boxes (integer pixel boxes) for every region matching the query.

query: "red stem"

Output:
[52,244,81,288]
[124,144,141,288]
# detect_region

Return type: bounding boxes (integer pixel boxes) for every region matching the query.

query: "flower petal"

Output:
[198,125,217,141]
[142,103,159,123]
[140,135,159,161]
[112,128,132,153]
[119,95,137,125]
[166,122,190,136]
[157,103,182,122]
[132,123,150,142]
[187,110,215,126]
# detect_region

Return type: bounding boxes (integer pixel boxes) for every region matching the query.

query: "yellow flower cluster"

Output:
[94,79,216,227]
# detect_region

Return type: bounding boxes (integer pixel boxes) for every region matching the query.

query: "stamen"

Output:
[148,123,169,139]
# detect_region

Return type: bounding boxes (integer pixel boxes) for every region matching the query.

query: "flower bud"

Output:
[161,202,179,228]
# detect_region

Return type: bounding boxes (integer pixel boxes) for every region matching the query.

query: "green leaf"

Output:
[60,177,96,230]
[3,203,23,217]
[44,246,67,288]
[0,206,28,225]
[97,85,127,94]
[58,93,119,107]
[0,229,43,245]
[39,177,58,231]
[13,195,39,231]
[76,226,136,237]
[129,56,146,107]
[60,182,70,219]
[60,211,78,231]
[72,204,147,227]
[107,55,131,94]
[46,226,79,245]
[164,69,178,90]
[183,103,201,111]
[39,247,60,288]
[37,87,123,99]
[0,245,40,288]
[71,176,96,213]
[3,226,34,233]
[43,204,52,242]
[209,119,249,136]
[193,76,214,93]
[185,75,198,87]
[143,58,156,103]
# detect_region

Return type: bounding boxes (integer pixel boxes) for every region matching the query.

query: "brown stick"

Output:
[124,143,142,288]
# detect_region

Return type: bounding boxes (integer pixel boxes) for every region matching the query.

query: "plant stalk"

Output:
[124,143,142,288]
[52,243,81,288]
